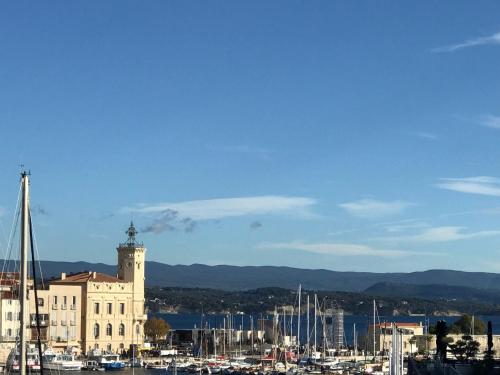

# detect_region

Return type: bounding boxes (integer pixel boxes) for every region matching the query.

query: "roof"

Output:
[0,272,20,285]
[51,271,125,284]
[372,322,422,329]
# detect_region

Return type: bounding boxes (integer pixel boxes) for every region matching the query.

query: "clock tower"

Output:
[117,222,146,319]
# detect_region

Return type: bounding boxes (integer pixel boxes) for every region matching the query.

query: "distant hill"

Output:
[364,282,500,304]
[8,260,500,292]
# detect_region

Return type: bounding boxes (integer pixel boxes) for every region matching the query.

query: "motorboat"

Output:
[42,352,83,371]
[6,347,41,372]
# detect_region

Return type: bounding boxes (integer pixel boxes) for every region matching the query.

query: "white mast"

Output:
[353,323,357,357]
[373,300,376,358]
[20,172,29,375]
[314,294,317,354]
[214,328,217,357]
[297,285,301,352]
[306,295,310,357]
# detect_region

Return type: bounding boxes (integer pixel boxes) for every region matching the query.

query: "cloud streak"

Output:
[411,132,438,141]
[436,176,500,197]
[339,199,413,218]
[479,114,500,129]
[375,226,500,243]
[259,241,422,258]
[124,196,317,220]
[432,31,500,52]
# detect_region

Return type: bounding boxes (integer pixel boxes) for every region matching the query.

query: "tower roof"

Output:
[51,271,125,284]
[120,221,143,247]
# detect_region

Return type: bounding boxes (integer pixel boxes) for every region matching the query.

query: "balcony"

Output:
[61,304,67,310]
[61,320,67,326]
[70,304,76,310]
[30,320,47,327]
[70,320,76,326]
[51,304,58,310]
[51,320,57,326]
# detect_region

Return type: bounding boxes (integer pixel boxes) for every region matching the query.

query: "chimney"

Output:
[61,273,66,280]
[92,272,97,279]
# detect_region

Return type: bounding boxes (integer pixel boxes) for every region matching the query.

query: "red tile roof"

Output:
[51,271,124,284]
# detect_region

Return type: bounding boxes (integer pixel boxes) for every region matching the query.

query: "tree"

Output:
[487,321,494,357]
[484,321,495,365]
[144,317,171,344]
[449,335,480,361]
[449,315,485,335]
[435,320,450,362]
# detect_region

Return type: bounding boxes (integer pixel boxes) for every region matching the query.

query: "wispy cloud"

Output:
[479,114,500,129]
[375,226,500,243]
[123,196,316,220]
[32,205,49,216]
[339,199,413,218]
[436,176,500,197]
[258,241,422,258]
[384,220,429,233]
[432,31,500,53]
[250,221,263,230]
[411,131,438,141]
[142,209,179,234]
[222,145,273,159]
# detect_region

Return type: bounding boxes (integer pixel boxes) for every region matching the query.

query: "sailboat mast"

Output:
[306,295,310,357]
[314,294,317,354]
[373,300,376,358]
[297,284,301,352]
[20,172,29,375]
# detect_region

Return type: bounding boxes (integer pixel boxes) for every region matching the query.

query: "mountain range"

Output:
[20,260,500,294]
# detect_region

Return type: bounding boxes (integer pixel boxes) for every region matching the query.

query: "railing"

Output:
[61,304,67,310]
[30,320,47,327]
[52,304,58,310]
[70,320,76,326]
[70,304,76,310]
[61,320,67,326]
[51,320,57,326]
[0,335,17,342]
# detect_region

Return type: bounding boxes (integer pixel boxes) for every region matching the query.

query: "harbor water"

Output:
[153,313,500,346]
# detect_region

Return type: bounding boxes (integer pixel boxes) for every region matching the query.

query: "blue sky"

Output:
[1,1,500,272]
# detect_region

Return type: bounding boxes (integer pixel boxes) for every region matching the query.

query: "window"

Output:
[107,303,112,314]
[106,323,112,336]
[7,328,12,337]
[72,296,76,305]
[53,296,58,304]
[63,296,67,305]
[94,303,100,314]
[136,324,140,335]
[119,324,125,336]
[107,344,112,352]
[120,303,125,315]
[94,323,100,338]
[37,298,44,307]
[6,312,12,321]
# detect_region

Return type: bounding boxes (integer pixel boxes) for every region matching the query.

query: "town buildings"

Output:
[0,222,146,356]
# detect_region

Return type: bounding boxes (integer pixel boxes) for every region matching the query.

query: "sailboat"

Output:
[5,172,44,373]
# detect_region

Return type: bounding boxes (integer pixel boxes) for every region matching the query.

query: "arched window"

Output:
[136,324,140,335]
[119,324,125,336]
[106,323,112,336]
[94,323,100,338]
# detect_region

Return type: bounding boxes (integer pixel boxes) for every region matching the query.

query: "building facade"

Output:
[48,222,147,354]
[0,223,147,356]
